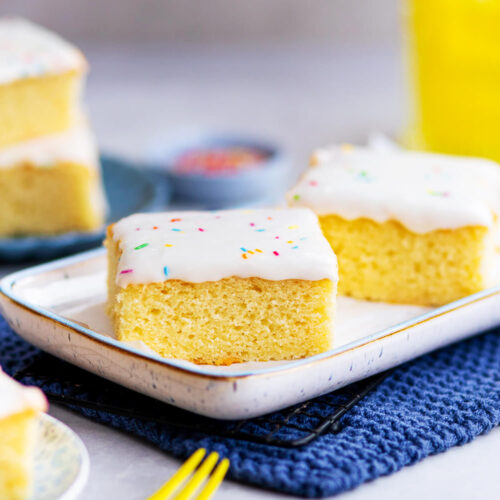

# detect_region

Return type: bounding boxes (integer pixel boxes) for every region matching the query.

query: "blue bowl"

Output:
[0,154,170,262]
[148,131,288,208]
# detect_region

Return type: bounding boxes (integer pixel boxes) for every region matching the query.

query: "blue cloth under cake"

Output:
[0,313,498,497]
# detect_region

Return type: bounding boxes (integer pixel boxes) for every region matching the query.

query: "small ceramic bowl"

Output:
[148,130,288,208]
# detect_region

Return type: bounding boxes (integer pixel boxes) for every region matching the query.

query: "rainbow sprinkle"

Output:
[357,170,373,182]
[172,228,182,232]
[293,194,300,201]
[198,227,205,232]
[163,266,169,276]
[120,269,133,274]
[427,189,450,197]
[273,251,279,256]
[134,243,149,250]
[165,244,173,247]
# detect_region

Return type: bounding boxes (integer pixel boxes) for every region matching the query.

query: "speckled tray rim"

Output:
[2,247,500,380]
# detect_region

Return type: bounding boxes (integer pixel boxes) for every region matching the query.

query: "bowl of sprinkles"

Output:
[173,147,266,176]
[149,130,287,207]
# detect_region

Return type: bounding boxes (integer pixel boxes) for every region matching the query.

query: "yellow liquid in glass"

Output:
[404,0,500,162]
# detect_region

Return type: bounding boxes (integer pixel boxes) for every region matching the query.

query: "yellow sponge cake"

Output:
[0,368,47,500]
[0,18,86,148]
[106,209,337,365]
[0,123,106,236]
[288,146,500,306]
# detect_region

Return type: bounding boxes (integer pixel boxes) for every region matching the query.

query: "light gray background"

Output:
[0,2,498,499]
[2,0,399,45]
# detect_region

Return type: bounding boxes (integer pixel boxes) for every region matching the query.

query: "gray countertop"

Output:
[2,43,498,499]
[50,405,500,500]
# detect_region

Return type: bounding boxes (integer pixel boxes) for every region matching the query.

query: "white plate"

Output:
[32,413,89,500]
[1,248,499,419]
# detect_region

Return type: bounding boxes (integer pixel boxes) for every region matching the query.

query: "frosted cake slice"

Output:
[0,368,47,500]
[106,208,337,365]
[288,145,500,306]
[0,18,86,147]
[0,122,106,236]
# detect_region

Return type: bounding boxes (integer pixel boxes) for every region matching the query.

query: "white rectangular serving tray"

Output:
[1,248,499,419]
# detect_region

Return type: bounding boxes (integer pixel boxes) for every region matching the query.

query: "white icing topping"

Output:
[0,367,47,419]
[288,146,500,233]
[0,18,86,85]
[0,123,99,170]
[111,208,337,286]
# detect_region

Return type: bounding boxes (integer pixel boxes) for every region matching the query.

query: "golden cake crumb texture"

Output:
[319,214,494,306]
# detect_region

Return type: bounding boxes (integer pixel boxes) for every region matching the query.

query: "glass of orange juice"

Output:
[403,0,500,162]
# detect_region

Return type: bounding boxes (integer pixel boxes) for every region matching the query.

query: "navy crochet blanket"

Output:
[1,313,498,498]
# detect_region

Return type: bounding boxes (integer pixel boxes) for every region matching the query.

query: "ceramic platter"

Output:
[32,413,89,500]
[1,248,499,419]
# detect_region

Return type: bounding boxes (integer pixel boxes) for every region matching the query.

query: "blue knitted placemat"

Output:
[1,313,498,498]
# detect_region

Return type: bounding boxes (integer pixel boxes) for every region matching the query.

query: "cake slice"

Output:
[288,145,500,306]
[106,208,337,365]
[0,18,86,148]
[0,368,47,500]
[0,122,106,236]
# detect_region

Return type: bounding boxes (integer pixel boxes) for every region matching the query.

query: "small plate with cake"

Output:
[0,368,89,500]
[1,143,500,419]
[0,19,168,262]
[0,154,169,262]
[32,414,89,500]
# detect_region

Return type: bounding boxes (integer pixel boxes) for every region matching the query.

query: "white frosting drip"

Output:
[112,208,337,286]
[0,123,99,170]
[0,18,86,84]
[0,367,47,419]
[288,146,500,233]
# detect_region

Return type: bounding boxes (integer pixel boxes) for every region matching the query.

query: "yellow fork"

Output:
[147,449,230,500]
